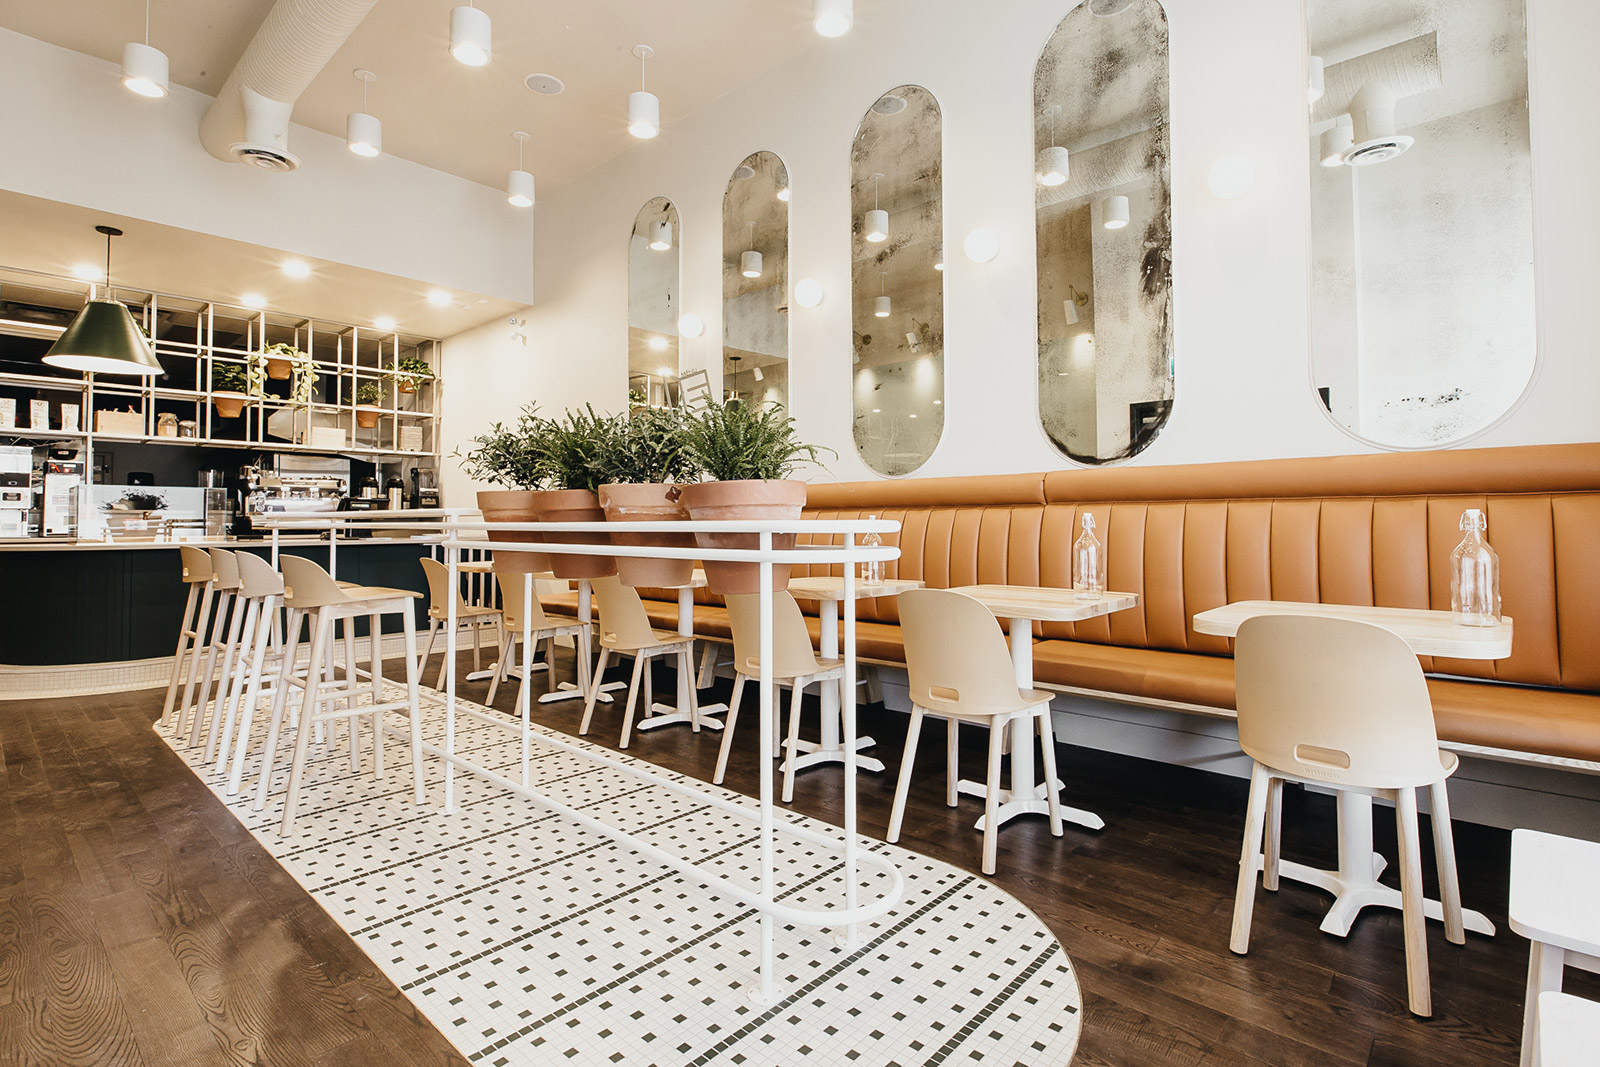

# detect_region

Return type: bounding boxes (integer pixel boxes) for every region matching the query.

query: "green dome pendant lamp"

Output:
[43,226,165,376]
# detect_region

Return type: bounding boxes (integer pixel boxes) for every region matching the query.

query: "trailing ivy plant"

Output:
[456,404,549,490]
[531,404,622,494]
[685,400,833,482]
[596,406,701,485]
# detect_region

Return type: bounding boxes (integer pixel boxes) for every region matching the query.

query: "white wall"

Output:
[439,0,1600,491]
[0,28,529,305]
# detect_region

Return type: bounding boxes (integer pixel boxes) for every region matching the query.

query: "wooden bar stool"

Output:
[204,551,288,794]
[715,592,844,802]
[252,556,426,835]
[579,576,698,749]
[1229,614,1465,1018]
[161,545,215,731]
[888,589,1062,875]
[180,549,242,747]
[418,557,503,689]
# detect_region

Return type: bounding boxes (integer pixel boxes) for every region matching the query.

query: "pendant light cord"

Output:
[104,230,115,301]
[144,0,151,45]
[873,174,880,211]
[640,50,647,91]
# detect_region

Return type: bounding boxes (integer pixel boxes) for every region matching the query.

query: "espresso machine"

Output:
[410,465,440,509]
[240,454,349,534]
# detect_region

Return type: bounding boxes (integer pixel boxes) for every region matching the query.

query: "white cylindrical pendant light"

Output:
[874,295,891,318]
[649,220,672,251]
[864,172,888,242]
[1063,298,1079,326]
[813,0,853,37]
[1307,55,1326,105]
[507,131,534,206]
[347,70,381,157]
[450,4,492,67]
[1103,195,1130,229]
[741,250,763,278]
[122,42,168,98]
[628,45,660,139]
[1037,145,1070,187]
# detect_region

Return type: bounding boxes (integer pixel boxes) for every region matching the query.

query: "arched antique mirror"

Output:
[1034,0,1172,465]
[628,198,681,410]
[1308,0,1535,447]
[851,85,944,477]
[722,152,790,407]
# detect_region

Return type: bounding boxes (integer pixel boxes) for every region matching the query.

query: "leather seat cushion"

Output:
[1032,640,1239,709]
[635,597,908,663]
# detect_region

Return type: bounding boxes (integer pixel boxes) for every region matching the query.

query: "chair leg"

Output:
[887,706,925,844]
[782,680,808,803]
[209,597,259,771]
[227,595,276,795]
[418,619,439,686]
[1428,779,1465,945]
[642,653,654,722]
[619,654,646,749]
[189,590,233,744]
[369,613,384,781]
[472,612,482,672]
[697,640,718,689]
[176,583,216,739]
[280,609,333,836]
[864,665,883,705]
[981,716,1006,876]
[713,675,747,785]
[1037,711,1063,838]
[402,610,424,806]
[1395,786,1432,1017]
[1264,777,1284,891]
[946,719,960,807]
[680,647,700,731]
[487,619,508,706]
[1229,762,1271,954]
[433,623,450,691]
[253,607,304,812]
[343,618,361,774]
[161,583,200,727]
[578,648,611,736]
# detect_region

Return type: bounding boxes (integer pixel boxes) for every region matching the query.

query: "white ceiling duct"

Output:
[199,0,380,172]
[1035,125,1160,209]
[1312,33,1442,166]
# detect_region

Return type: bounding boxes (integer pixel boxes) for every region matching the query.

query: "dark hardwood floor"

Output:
[0,647,1590,1066]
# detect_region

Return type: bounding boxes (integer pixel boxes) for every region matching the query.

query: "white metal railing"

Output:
[250,509,905,1004]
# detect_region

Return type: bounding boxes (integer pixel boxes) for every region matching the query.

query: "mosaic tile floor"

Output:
[156,684,1081,1065]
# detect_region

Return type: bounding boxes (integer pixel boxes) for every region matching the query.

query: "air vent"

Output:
[229,143,302,171]
[1344,134,1414,166]
[525,73,565,95]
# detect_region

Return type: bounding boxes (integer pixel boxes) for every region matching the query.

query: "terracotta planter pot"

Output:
[265,356,293,380]
[599,482,695,589]
[531,489,616,580]
[213,392,248,418]
[398,378,419,394]
[355,405,380,429]
[476,489,550,574]
[678,479,807,594]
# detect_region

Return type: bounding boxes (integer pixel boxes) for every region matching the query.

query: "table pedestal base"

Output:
[468,660,549,683]
[784,736,884,775]
[1269,854,1496,938]
[958,776,1104,831]
[540,680,623,705]
[639,701,728,732]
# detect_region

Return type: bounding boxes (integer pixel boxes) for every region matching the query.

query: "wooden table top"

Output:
[1509,828,1600,952]
[1192,600,1513,659]
[787,576,923,602]
[949,585,1140,623]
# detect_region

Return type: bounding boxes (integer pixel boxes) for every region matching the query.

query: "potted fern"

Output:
[459,404,551,574]
[354,381,384,428]
[212,363,252,418]
[527,405,619,580]
[680,400,831,594]
[597,406,702,589]
[389,354,434,394]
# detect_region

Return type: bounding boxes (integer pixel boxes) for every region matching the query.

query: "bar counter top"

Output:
[0,533,449,551]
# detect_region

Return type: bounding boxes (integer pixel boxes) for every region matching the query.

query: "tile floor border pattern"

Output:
[153,685,1082,1066]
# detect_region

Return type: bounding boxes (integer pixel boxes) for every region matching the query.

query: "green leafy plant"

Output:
[257,343,321,405]
[212,363,250,393]
[388,355,434,381]
[596,405,701,485]
[355,381,385,406]
[456,404,548,489]
[685,400,833,482]
[532,404,622,493]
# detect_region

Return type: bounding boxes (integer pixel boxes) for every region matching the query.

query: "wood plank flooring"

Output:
[1,646,1593,1065]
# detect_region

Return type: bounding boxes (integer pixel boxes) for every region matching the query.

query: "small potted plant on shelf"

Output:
[458,404,552,574]
[388,355,434,394]
[597,405,702,589]
[680,400,832,594]
[262,341,301,380]
[528,405,620,580]
[212,363,252,418]
[354,381,384,428]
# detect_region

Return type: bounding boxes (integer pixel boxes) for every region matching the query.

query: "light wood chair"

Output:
[715,592,845,802]
[162,545,216,732]
[888,588,1063,876]
[204,551,292,795]
[579,576,698,748]
[1230,613,1465,1018]
[417,556,503,689]
[490,558,588,705]
[182,548,243,748]
[252,555,425,835]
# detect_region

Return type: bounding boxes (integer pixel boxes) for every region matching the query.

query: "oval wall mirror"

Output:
[850,85,944,478]
[722,151,790,408]
[628,198,681,410]
[1308,0,1535,448]
[1034,0,1173,465]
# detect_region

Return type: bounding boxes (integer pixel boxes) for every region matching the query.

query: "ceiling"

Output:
[0,0,875,194]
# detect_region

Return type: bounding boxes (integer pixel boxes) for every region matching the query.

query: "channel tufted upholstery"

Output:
[567,444,1600,763]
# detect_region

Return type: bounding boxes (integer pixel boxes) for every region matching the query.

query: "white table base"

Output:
[640,586,729,732]
[779,599,883,777]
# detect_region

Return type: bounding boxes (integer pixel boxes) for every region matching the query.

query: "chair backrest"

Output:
[419,557,467,618]
[724,592,826,680]
[1234,614,1445,789]
[179,544,213,583]
[279,555,349,609]
[207,548,241,591]
[897,588,1027,716]
[591,575,660,650]
[235,551,285,599]
[493,564,552,631]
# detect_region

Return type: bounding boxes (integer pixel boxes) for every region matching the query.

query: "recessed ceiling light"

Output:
[524,73,566,95]
[871,408,881,413]
[281,259,311,279]
[241,293,266,309]
[375,316,396,331]
[427,290,451,307]
[814,0,853,37]
[71,263,103,281]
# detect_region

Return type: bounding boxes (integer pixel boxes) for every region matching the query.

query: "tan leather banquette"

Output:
[597,442,1600,764]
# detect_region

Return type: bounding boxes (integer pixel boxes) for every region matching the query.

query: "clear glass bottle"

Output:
[1073,513,1106,599]
[860,514,883,585]
[1450,508,1500,626]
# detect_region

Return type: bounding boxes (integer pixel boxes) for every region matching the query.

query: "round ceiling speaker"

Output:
[871,94,908,116]
[733,164,756,179]
[524,73,565,95]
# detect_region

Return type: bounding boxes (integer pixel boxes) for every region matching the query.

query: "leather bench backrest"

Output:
[801,444,1600,694]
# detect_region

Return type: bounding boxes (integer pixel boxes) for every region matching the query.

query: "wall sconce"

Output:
[793,278,824,308]
[678,313,704,338]
[964,227,999,263]
[1063,284,1088,325]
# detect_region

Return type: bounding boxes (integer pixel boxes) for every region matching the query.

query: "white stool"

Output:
[181,549,243,747]
[1536,991,1600,1067]
[252,556,425,835]
[1512,829,1600,1066]
[161,545,215,731]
